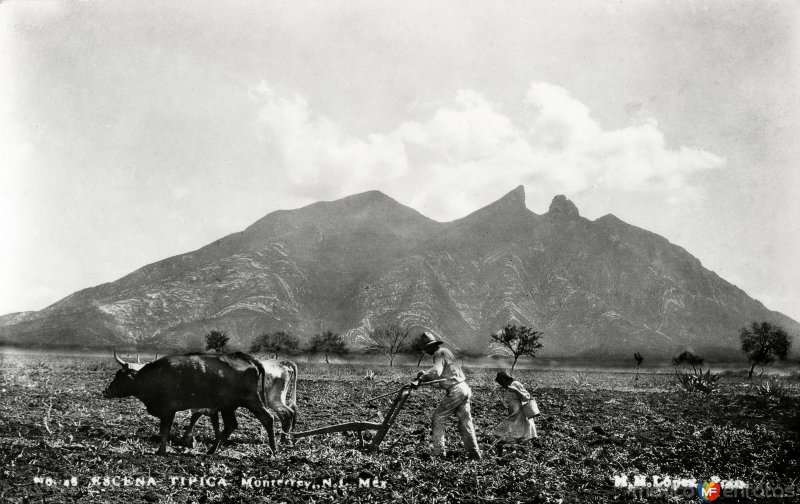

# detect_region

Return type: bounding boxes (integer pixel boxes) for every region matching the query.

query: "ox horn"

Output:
[113,350,128,368]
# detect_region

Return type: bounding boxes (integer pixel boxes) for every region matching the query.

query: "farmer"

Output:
[492,371,538,456]
[413,332,482,460]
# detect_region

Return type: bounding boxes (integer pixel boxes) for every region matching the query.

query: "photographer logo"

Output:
[697,481,721,501]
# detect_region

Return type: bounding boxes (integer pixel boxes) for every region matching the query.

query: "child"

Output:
[492,371,538,455]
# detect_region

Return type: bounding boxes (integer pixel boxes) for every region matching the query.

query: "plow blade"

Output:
[291,387,415,451]
[292,421,384,439]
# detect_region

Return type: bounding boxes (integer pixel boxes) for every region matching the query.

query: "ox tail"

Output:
[280,360,298,424]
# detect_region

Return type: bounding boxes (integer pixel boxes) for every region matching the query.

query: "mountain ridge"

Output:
[1,187,797,358]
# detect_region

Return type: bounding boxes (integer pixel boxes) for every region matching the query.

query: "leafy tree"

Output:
[672,350,704,373]
[489,324,543,371]
[307,330,349,364]
[740,321,792,378]
[250,330,299,359]
[634,352,644,381]
[205,330,229,354]
[409,333,430,366]
[363,324,410,366]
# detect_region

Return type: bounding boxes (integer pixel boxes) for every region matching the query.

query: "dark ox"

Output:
[180,359,298,447]
[103,351,275,455]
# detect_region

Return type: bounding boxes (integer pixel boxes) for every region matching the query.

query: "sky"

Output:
[1,1,799,322]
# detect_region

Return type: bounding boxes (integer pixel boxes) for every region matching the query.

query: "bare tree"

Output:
[740,321,792,378]
[363,324,410,366]
[490,324,544,371]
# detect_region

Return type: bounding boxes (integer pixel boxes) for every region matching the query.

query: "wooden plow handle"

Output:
[291,379,449,451]
[363,378,450,403]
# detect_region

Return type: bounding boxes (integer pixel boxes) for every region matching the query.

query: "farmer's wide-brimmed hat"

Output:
[420,331,445,350]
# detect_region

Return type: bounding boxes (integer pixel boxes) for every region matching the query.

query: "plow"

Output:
[291,379,448,452]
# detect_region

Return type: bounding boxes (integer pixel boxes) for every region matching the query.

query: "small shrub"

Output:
[364,369,376,381]
[571,371,590,388]
[674,368,719,394]
[672,350,704,372]
[204,330,229,354]
[634,352,644,381]
[754,376,787,398]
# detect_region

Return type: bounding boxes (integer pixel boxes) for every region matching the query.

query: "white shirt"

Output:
[420,347,466,389]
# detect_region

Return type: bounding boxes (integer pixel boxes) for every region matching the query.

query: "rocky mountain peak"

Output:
[547,195,580,218]
[446,186,529,229]
[458,185,527,220]
[494,185,526,210]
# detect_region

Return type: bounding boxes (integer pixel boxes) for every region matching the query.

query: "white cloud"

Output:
[252,81,725,221]
[253,83,408,200]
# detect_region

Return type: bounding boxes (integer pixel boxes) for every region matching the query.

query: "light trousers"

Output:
[430,382,481,459]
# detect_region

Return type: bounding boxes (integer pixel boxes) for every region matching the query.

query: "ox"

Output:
[113,353,298,449]
[180,359,298,447]
[103,351,275,455]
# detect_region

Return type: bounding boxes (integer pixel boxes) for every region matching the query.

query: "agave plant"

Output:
[675,368,719,394]
[571,371,591,389]
[754,376,787,398]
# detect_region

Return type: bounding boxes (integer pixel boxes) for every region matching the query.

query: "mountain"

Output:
[2,187,797,358]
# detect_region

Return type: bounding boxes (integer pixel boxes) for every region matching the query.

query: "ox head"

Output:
[102,351,138,399]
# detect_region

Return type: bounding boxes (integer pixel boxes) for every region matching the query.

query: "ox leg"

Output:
[290,402,298,431]
[275,407,294,444]
[157,413,175,455]
[284,404,298,446]
[210,411,221,441]
[246,401,276,454]
[207,409,237,455]
[182,411,204,448]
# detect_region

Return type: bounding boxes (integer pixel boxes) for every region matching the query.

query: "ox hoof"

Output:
[182,436,195,448]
